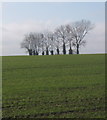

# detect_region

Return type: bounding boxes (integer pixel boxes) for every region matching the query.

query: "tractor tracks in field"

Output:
[2,63,104,72]
[3,107,105,119]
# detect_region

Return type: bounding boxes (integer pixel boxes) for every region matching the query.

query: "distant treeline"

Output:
[21,19,94,55]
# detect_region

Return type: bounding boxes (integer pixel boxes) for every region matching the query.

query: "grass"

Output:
[2,54,105,118]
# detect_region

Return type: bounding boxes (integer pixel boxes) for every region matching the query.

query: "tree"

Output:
[29,33,38,55]
[43,32,51,55]
[49,32,55,55]
[33,33,43,55]
[69,20,94,54]
[66,24,74,54]
[21,33,34,56]
[39,33,45,55]
[21,32,41,55]
[55,25,68,55]
[53,31,62,55]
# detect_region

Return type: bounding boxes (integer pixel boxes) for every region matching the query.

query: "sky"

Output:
[1,2,105,56]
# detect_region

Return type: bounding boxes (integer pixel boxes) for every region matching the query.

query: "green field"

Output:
[2,54,105,118]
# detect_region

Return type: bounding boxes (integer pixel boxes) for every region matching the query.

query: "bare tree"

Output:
[30,33,37,55]
[39,33,45,55]
[55,25,68,55]
[43,32,51,55]
[49,32,55,55]
[66,24,74,54]
[69,20,94,54]
[53,31,61,55]
[21,32,41,55]
[21,33,34,55]
[33,33,44,55]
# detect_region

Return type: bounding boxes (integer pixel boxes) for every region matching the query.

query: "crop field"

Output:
[2,54,105,118]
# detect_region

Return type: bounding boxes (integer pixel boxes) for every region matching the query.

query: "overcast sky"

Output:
[2,2,105,56]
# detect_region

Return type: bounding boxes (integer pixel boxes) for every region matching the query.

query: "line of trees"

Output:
[21,20,94,55]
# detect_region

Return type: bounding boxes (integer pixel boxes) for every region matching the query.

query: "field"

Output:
[2,54,105,118]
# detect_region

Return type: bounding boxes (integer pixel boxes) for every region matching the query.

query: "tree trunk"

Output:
[33,50,36,55]
[42,51,44,55]
[77,44,79,54]
[36,51,38,55]
[69,46,73,54]
[50,50,54,55]
[57,48,59,55]
[28,49,32,56]
[46,47,49,55]
[63,43,66,55]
